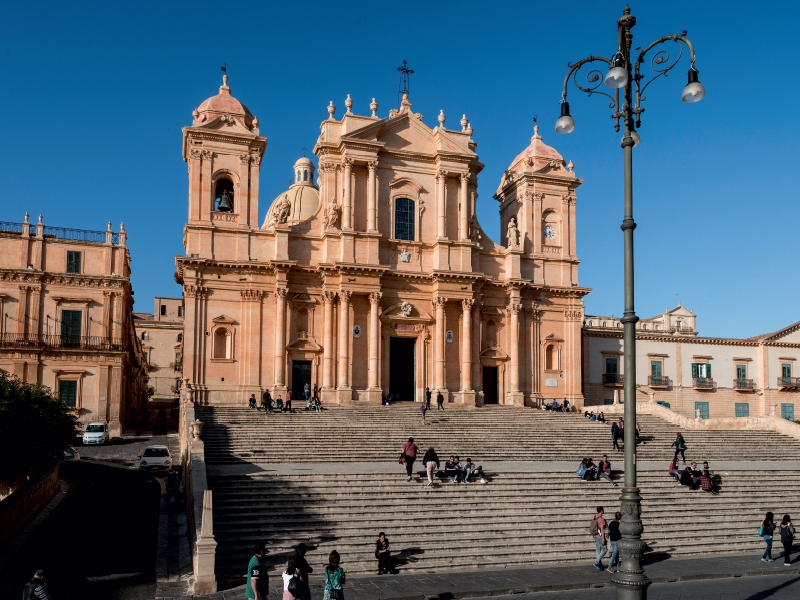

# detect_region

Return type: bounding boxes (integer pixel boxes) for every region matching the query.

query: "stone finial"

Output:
[370,98,378,117]
[38,214,43,224]
[120,222,126,232]
[567,160,574,172]
[252,116,259,127]
[401,93,412,112]
[438,110,446,128]
[465,121,473,137]
[532,124,542,141]
[327,101,336,120]
[192,108,199,120]
[107,221,112,230]
[345,94,353,115]
[23,212,29,223]
[460,114,468,131]
[222,74,229,89]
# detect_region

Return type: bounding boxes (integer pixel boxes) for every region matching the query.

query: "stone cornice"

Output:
[583,329,775,347]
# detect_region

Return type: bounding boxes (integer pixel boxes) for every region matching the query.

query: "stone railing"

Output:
[604,396,800,442]
[180,381,216,595]
[0,467,59,546]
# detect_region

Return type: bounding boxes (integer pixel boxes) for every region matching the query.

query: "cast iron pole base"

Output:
[612,485,651,599]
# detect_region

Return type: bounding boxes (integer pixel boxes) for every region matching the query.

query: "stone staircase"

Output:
[195,405,800,463]
[194,406,800,581]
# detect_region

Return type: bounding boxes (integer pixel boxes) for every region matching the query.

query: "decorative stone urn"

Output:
[190,419,204,440]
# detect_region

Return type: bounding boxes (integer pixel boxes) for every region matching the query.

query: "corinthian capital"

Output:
[433,296,447,309]
[342,157,354,169]
[275,287,288,300]
[367,160,379,171]
[461,298,475,311]
[369,291,383,305]
[339,290,352,303]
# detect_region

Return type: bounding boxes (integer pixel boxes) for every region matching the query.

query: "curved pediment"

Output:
[480,346,509,361]
[381,301,434,322]
[212,314,237,325]
[286,335,322,353]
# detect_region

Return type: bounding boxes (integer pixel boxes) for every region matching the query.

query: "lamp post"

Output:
[554,6,704,600]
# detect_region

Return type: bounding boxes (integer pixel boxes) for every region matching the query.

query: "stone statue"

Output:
[507,217,520,248]
[323,198,340,229]
[400,302,413,317]
[277,193,292,224]
[469,214,480,242]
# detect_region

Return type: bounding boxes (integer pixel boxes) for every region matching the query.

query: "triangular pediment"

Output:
[762,320,800,342]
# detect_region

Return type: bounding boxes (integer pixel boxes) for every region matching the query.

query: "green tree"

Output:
[0,372,80,492]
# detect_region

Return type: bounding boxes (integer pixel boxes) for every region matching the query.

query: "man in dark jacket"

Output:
[290,543,313,600]
[23,569,51,599]
[436,390,445,411]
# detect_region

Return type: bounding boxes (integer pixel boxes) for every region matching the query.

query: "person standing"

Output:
[313,384,319,402]
[607,512,622,573]
[762,511,776,562]
[671,432,687,464]
[422,446,439,486]
[437,390,445,411]
[780,514,796,565]
[375,532,392,575]
[281,558,300,600]
[420,398,427,426]
[262,389,272,412]
[611,421,622,452]
[246,543,269,600]
[425,387,432,410]
[23,569,51,600]
[401,437,418,482]
[291,543,313,600]
[324,550,346,599]
[304,382,311,402]
[591,506,607,570]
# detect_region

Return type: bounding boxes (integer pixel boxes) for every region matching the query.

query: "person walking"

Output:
[375,532,392,575]
[762,511,776,562]
[591,506,607,570]
[324,550,346,599]
[262,389,272,412]
[422,446,440,486]
[780,514,796,565]
[420,398,427,425]
[607,512,622,573]
[436,390,445,410]
[671,432,687,464]
[401,437,418,481]
[425,387,432,410]
[23,569,51,600]
[246,543,269,600]
[290,543,313,600]
[611,420,622,451]
[281,558,301,600]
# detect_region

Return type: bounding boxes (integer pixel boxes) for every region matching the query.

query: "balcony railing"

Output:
[0,333,124,351]
[733,378,755,391]
[602,373,624,386]
[648,376,672,387]
[778,377,800,389]
[0,221,24,235]
[0,220,120,244]
[170,361,183,371]
[693,377,716,390]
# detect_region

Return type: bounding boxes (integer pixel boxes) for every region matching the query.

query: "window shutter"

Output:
[66,251,81,274]
[691,363,698,378]
[706,363,711,378]
[783,364,792,378]
[59,380,77,407]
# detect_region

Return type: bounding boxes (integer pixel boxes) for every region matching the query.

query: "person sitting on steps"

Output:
[444,456,461,483]
[462,458,487,483]
[248,394,257,409]
[276,396,284,411]
[596,454,617,486]
[668,458,681,483]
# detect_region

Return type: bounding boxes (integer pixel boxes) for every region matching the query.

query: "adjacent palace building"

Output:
[176,76,588,407]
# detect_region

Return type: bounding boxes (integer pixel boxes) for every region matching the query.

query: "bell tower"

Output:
[182,75,267,258]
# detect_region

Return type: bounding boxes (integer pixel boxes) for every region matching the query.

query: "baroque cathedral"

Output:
[176,76,588,406]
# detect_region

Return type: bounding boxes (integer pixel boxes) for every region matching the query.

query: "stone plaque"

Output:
[395,323,415,331]
[546,378,558,387]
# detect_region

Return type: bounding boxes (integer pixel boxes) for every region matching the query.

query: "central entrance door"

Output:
[389,337,416,401]
[483,366,499,404]
[291,360,312,399]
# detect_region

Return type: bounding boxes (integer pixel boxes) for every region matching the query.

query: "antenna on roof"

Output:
[220,63,227,73]
[397,60,414,108]
[302,146,308,157]
[533,115,538,125]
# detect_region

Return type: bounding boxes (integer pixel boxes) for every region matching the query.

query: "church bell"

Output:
[218,190,233,212]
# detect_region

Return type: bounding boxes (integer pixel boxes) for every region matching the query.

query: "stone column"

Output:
[459,173,469,240]
[274,288,287,387]
[434,296,447,390]
[436,169,447,239]
[29,287,41,338]
[112,292,123,340]
[342,158,353,230]
[17,285,29,336]
[337,290,352,389]
[368,292,382,389]
[507,302,524,406]
[461,299,474,391]
[322,291,336,389]
[200,150,213,222]
[367,161,378,232]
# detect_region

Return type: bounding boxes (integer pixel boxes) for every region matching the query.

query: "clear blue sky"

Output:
[2,1,798,338]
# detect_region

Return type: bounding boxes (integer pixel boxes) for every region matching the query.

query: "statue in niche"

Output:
[276,193,292,224]
[323,198,340,229]
[506,216,520,248]
[469,214,481,242]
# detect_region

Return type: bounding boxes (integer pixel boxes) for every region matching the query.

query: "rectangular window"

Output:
[650,361,662,378]
[782,363,792,379]
[735,402,750,417]
[59,380,77,407]
[66,251,82,274]
[603,399,614,405]
[736,364,747,380]
[781,403,795,421]
[605,358,618,374]
[60,310,82,347]
[141,331,148,340]
[394,198,415,241]
[691,362,711,378]
[160,305,167,316]
[178,306,183,317]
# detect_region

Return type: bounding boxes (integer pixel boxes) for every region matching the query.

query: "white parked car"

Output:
[62,446,80,461]
[82,422,109,445]
[139,446,172,472]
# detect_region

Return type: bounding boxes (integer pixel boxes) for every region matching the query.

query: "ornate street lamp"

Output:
[554,6,704,599]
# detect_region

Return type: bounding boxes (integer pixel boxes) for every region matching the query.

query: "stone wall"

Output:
[0,467,59,546]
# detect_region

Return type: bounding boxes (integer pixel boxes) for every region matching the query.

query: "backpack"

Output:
[287,573,301,597]
[590,516,599,537]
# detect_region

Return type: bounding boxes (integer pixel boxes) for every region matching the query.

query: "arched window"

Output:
[542,211,558,244]
[214,178,235,212]
[616,323,621,328]
[602,322,606,328]
[587,321,592,326]
[545,344,557,370]
[394,198,415,241]
[642,324,647,330]
[177,333,183,342]
[213,328,229,359]
[303,169,308,182]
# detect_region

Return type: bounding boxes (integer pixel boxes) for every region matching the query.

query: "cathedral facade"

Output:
[176,77,589,407]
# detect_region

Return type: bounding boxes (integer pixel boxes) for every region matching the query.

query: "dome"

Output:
[193,75,256,130]
[262,157,320,227]
[507,125,565,172]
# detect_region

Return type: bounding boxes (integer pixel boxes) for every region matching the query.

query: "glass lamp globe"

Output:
[682,68,706,103]
[621,130,641,147]
[605,65,628,89]
[555,101,575,134]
